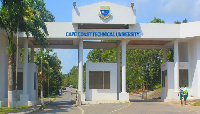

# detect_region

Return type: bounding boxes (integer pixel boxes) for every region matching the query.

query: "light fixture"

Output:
[131,3,134,8]
[73,2,76,8]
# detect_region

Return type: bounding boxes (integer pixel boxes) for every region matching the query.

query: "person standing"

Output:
[178,86,184,105]
[183,86,188,105]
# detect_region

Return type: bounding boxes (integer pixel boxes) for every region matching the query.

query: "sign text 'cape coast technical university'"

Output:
[66,32,140,37]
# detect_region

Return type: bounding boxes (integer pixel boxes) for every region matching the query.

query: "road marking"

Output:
[108,102,131,113]
[78,106,85,114]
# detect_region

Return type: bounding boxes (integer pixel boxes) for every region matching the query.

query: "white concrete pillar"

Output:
[174,40,179,91]
[117,45,121,95]
[122,40,126,93]
[31,47,34,63]
[163,47,167,63]
[78,39,83,93]
[23,38,28,94]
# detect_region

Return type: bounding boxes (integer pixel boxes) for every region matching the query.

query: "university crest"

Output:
[99,6,111,19]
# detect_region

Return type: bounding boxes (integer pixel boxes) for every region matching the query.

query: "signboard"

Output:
[66,32,140,37]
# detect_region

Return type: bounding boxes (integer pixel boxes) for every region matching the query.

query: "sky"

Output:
[44,0,200,74]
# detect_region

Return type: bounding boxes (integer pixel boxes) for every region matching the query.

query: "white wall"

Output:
[179,42,188,62]
[72,1,136,24]
[28,63,37,101]
[0,34,8,100]
[162,62,191,99]
[42,22,180,39]
[180,21,200,38]
[86,63,117,101]
[189,38,200,97]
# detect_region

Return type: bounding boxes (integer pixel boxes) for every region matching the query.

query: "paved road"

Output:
[36,89,200,114]
[36,87,81,114]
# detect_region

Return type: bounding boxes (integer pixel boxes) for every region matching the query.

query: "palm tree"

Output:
[0,0,54,108]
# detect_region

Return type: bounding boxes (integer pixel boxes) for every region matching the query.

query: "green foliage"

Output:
[63,66,78,88]
[150,17,165,23]
[0,106,30,113]
[192,101,200,106]
[87,49,116,63]
[0,0,55,98]
[174,21,181,24]
[34,49,63,97]
[63,63,86,90]
[174,18,188,24]
[182,18,187,23]
[86,48,163,92]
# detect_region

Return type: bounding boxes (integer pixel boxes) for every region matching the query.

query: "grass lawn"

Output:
[192,101,200,106]
[0,106,30,114]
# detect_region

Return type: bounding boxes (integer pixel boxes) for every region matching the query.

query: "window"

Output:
[179,69,188,87]
[13,72,23,90]
[34,72,36,90]
[89,71,110,89]
[17,72,23,90]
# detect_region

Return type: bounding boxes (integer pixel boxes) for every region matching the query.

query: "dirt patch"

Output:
[148,90,161,99]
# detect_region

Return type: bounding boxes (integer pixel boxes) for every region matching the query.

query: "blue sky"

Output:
[44,0,200,74]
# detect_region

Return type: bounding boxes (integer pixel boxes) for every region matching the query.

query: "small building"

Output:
[0,1,200,106]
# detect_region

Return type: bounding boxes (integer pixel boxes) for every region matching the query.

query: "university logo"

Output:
[99,6,111,19]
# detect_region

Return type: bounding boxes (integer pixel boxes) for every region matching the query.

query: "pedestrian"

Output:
[71,90,72,95]
[178,86,184,105]
[183,86,188,105]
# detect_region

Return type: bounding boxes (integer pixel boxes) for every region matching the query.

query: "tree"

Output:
[0,0,54,107]
[174,21,181,24]
[182,18,187,23]
[34,49,63,98]
[150,17,165,23]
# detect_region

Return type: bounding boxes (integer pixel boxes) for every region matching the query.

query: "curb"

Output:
[25,98,54,113]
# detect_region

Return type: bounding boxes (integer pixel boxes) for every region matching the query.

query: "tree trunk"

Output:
[8,33,16,108]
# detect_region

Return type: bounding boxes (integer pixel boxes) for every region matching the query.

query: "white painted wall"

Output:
[0,34,8,100]
[41,22,180,39]
[162,62,191,100]
[72,1,136,24]
[28,63,38,101]
[180,21,200,38]
[189,38,200,97]
[86,63,117,101]
[179,42,188,62]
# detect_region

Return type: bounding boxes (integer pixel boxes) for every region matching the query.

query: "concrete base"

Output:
[8,91,14,108]
[119,92,129,102]
[28,101,35,106]
[82,100,129,104]
[0,101,6,107]
[81,93,85,102]
[20,94,29,101]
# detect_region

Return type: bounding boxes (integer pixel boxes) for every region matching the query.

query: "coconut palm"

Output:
[0,0,54,107]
